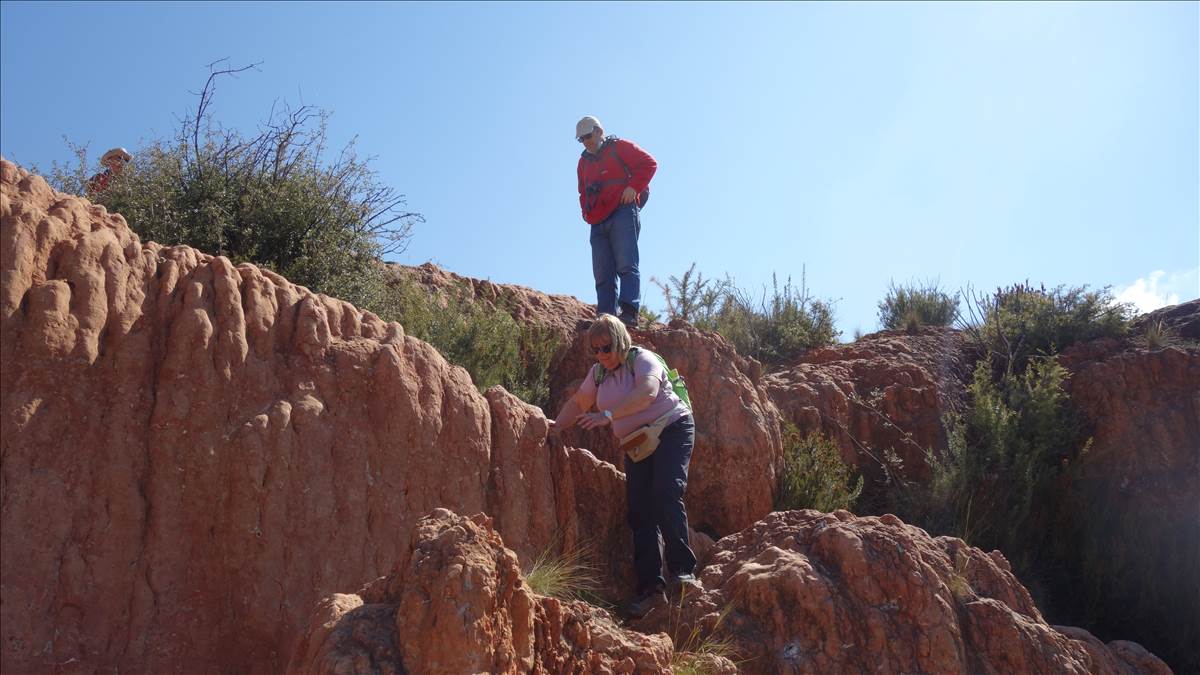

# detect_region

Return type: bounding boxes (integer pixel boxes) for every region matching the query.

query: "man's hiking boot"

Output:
[618,311,638,330]
[669,573,703,599]
[624,587,667,620]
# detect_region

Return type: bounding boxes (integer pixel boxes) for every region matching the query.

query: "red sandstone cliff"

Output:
[0,160,610,672]
[1,159,1182,673]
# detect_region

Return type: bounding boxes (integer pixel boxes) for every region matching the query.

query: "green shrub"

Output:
[890,358,1086,569]
[877,279,959,331]
[45,65,421,311]
[776,425,863,513]
[963,282,1131,376]
[651,263,728,327]
[655,264,839,365]
[377,275,559,409]
[638,305,662,327]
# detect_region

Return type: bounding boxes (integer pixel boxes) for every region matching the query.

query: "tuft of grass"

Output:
[775,424,864,513]
[669,602,739,675]
[523,543,601,603]
[1143,319,1170,349]
[947,549,974,601]
[902,308,923,334]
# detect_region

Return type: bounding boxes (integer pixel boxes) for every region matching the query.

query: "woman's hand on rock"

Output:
[577,412,612,430]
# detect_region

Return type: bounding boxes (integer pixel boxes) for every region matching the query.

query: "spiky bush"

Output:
[877,279,959,331]
[655,265,839,365]
[963,282,1131,375]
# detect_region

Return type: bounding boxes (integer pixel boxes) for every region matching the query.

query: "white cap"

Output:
[101,147,132,163]
[575,116,602,140]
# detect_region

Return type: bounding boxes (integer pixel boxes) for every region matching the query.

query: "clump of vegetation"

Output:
[46,63,561,408]
[946,548,975,602]
[877,279,959,331]
[653,263,728,327]
[669,602,738,675]
[654,263,839,365]
[962,282,1131,376]
[1141,319,1171,349]
[523,543,601,603]
[47,62,421,311]
[906,359,1087,567]
[379,274,559,409]
[775,424,863,513]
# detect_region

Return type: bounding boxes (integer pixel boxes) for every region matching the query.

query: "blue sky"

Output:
[2,1,1196,338]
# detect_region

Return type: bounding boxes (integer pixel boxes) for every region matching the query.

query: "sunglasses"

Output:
[592,343,614,355]
[577,130,598,143]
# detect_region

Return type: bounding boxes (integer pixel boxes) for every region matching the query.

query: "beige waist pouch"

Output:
[619,413,676,463]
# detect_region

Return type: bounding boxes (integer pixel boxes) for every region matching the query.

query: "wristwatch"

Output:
[602,410,613,422]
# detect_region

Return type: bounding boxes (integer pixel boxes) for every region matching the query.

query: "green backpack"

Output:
[593,347,692,410]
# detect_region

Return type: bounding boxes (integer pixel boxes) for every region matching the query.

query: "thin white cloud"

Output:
[1114,269,1199,314]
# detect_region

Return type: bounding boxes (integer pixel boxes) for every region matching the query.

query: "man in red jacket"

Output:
[575,116,657,329]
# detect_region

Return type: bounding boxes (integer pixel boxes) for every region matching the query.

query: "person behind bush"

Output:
[87,147,131,196]
[575,116,657,330]
[548,314,700,618]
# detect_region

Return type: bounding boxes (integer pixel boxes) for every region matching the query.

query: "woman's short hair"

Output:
[587,314,632,357]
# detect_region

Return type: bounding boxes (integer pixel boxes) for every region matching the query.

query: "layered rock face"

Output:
[0,160,488,671]
[0,160,614,673]
[1,159,1179,674]
[287,510,676,674]
[1056,323,1200,672]
[633,510,1171,675]
[763,328,973,484]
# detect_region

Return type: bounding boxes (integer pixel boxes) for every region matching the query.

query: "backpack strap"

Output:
[604,137,649,208]
[605,137,633,180]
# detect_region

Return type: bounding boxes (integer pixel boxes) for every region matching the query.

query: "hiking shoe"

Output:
[670,573,703,598]
[618,313,638,330]
[624,587,667,619]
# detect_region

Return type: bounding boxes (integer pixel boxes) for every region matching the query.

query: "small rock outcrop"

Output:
[287,509,674,674]
[633,510,1171,675]
[763,328,973,483]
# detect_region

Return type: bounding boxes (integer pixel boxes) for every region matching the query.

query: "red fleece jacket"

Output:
[577,137,657,225]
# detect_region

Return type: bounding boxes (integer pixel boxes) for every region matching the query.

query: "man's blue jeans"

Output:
[590,204,641,318]
[624,415,697,594]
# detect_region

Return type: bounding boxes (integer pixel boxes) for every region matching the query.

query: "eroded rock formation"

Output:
[0,160,607,673]
[632,510,1171,675]
[1,159,1181,673]
[287,510,676,674]
[763,327,973,485]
